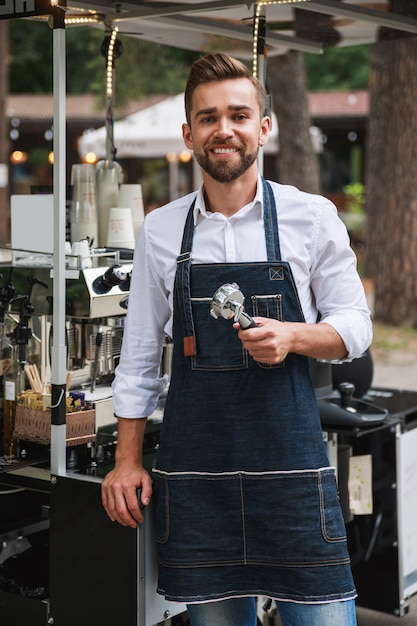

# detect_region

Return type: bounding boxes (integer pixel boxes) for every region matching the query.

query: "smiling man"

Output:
[102,53,372,626]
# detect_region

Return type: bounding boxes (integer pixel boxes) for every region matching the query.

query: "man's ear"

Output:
[182,123,193,150]
[259,116,271,147]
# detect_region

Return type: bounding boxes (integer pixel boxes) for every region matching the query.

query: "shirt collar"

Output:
[193,175,264,225]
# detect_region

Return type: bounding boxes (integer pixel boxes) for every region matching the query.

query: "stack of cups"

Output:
[106,207,136,249]
[70,164,99,246]
[118,184,145,240]
[95,160,122,247]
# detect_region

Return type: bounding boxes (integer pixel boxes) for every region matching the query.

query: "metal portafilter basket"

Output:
[210,283,257,329]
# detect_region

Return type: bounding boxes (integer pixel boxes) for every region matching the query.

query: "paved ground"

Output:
[372,330,417,393]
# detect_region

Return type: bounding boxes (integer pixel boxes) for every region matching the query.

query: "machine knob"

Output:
[338,381,355,408]
[119,295,129,310]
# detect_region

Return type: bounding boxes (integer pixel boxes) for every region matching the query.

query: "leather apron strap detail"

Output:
[176,198,197,356]
[183,335,197,357]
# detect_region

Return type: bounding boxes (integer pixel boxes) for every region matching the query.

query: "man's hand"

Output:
[234,317,291,364]
[101,417,151,528]
[102,462,153,528]
[234,317,348,363]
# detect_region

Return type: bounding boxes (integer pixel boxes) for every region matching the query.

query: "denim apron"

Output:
[152,179,356,604]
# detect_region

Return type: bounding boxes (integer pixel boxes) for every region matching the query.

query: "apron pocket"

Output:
[318,470,348,543]
[250,293,283,320]
[152,471,246,566]
[242,469,347,566]
[250,294,284,369]
[190,299,248,371]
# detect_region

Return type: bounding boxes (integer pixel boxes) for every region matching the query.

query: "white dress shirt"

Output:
[113,176,372,419]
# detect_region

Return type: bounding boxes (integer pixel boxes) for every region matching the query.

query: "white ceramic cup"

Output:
[106,207,135,249]
[70,240,92,268]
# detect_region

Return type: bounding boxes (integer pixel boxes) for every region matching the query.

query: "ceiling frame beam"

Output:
[302,0,417,35]
[111,1,253,22]
[154,13,324,54]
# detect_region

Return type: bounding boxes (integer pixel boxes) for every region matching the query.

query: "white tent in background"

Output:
[78,93,280,160]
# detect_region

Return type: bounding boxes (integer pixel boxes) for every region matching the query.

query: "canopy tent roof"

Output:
[78,93,280,159]
[67,1,417,59]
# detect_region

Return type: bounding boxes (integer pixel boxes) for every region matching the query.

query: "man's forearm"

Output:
[288,321,348,361]
[115,416,148,466]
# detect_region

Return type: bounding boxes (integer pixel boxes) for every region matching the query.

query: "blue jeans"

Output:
[186,597,357,626]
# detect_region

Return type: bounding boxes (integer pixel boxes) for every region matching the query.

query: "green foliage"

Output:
[113,36,199,101]
[9,19,53,92]
[343,182,365,214]
[9,20,199,102]
[9,20,103,93]
[304,45,371,91]
[339,182,366,247]
[28,147,50,165]
[66,27,105,95]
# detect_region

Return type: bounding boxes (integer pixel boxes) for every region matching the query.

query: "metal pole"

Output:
[50,7,67,476]
[253,4,267,176]
[0,21,10,244]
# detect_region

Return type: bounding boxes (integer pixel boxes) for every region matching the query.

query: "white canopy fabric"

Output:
[78,93,280,160]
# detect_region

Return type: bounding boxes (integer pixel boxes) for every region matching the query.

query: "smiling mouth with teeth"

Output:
[212,147,239,154]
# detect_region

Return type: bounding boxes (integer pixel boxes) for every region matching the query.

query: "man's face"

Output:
[182,78,270,183]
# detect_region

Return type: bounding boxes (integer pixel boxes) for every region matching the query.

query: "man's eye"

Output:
[201,116,215,124]
[234,114,247,121]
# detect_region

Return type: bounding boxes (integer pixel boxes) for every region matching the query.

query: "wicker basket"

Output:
[14,406,96,446]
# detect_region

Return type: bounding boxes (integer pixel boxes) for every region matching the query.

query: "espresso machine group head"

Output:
[92,264,130,295]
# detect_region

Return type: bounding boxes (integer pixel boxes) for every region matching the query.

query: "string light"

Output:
[252,0,311,79]
[38,9,102,26]
[64,15,101,25]
[106,27,119,98]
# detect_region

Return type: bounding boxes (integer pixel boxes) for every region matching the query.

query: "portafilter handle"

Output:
[210,282,257,329]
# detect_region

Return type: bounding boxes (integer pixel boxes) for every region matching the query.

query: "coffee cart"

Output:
[2,2,417,624]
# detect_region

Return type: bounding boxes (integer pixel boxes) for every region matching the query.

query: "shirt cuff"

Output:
[321,313,373,360]
[112,370,170,418]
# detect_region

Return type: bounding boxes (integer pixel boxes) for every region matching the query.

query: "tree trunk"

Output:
[365,0,417,326]
[0,21,10,245]
[267,51,321,194]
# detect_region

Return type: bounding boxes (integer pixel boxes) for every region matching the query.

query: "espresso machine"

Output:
[0,253,131,443]
[0,248,182,626]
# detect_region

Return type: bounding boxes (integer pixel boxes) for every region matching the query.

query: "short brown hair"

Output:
[184,52,266,125]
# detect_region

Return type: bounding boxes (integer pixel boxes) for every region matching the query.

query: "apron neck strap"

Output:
[262,178,282,262]
[176,196,197,356]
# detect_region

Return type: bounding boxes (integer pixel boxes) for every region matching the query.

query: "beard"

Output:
[194,144,259,183]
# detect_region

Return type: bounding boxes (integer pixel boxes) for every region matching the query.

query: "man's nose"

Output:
[213,117,234,137]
